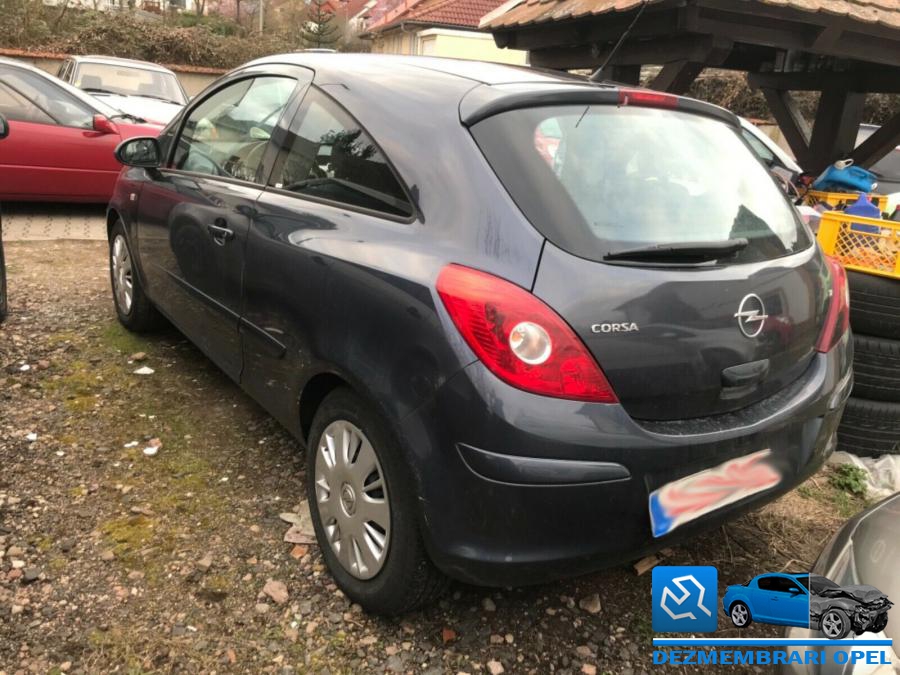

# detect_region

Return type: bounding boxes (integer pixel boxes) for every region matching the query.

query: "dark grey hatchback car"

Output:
[109,54,853,613]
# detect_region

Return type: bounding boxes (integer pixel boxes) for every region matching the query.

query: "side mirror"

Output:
[115,136,161,168]
[93,114,118,135]
[0,113,8,140]
[789,587,802,595]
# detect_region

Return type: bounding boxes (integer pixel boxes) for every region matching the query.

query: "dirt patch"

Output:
[0,240,869,674]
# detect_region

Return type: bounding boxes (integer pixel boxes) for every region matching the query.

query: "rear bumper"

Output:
[399,337,852,586]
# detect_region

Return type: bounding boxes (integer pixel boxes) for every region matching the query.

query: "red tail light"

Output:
[436,264,617,403]
[816,257,850,353]
[618,89,678,108]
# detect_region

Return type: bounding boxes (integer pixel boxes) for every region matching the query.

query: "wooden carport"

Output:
[481,0,900,173]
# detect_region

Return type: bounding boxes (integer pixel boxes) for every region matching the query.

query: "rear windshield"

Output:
[471,105,811,264]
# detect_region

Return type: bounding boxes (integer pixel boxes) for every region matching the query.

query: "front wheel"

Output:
[870,612,888,634]
[306,387,446,614]
[730,601,752,628]
[821,608,851,639]
[109,220,162,332]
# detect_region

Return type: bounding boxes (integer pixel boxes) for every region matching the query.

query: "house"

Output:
[363,0,527,64]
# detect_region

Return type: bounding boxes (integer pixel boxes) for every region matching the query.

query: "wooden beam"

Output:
[851,112,900,170]
[808,89,865,171]
[530,33,715,70]
[649,60,705,94]
[812,22,842,51]
[760,88,813,168]
[748,70,900,94]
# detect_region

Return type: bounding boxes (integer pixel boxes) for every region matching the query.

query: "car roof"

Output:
[244,52,577,87]
[240,53,738,127]
[756,572,808,580]
[70,55,175,74]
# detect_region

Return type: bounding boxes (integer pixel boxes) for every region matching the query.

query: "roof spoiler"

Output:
[460,83,740,128]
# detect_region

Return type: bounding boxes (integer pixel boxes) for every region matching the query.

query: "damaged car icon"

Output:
[808,574,893,640]
[724,573,893,639]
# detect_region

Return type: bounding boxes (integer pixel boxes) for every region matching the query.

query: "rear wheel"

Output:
[848,271,900,340]
[837,396,900,457]
[306,388,446,614]
[820,608,851,639]
[109,220,162,332]
[730,601,752,628]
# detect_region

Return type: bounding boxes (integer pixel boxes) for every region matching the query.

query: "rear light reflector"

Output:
[618,89,678,108]
[816,256,850,353]
[436,264,617,403]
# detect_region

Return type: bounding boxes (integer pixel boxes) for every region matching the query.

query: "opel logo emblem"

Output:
[734,294,768,338]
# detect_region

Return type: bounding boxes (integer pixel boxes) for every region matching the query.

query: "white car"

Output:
[56,55,188,125]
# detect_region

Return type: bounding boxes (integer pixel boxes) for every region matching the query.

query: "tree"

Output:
[302,0,339,49]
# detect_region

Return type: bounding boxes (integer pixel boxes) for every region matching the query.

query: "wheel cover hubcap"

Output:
[733,606,748,625]
[111,234,133,314]
[823,612,842,637]
[314,420,390,580]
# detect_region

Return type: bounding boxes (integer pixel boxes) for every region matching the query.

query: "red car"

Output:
[0,58,163,203]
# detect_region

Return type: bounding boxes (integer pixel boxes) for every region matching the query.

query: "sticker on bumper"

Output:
[649,449,781,538]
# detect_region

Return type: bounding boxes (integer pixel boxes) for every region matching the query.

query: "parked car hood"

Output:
[117,120,165,139]
[94,93,184,125]
[817,584,889,605]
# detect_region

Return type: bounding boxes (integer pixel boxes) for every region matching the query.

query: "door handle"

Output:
[207,223,235,245]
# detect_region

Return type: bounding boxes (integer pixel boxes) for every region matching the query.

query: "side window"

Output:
[0,81,55,125]
[0,67,92,128]
[269,88,413,218]
[757,577,777,591]
[173,76,296,182]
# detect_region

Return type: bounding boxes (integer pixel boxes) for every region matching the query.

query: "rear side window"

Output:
[471,105,811,264]
[268,88,413,218]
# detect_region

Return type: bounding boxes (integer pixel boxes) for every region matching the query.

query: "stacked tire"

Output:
[838,271,900,457]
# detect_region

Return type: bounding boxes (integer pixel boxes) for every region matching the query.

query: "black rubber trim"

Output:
[457,443,631,486]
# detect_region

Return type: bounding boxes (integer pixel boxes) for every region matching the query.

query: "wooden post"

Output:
[760,88,813,169]
[808,89,865,171]
[851,112,900,170]
[649,60,705,94]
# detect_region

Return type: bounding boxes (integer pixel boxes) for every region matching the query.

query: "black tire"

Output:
[306,387,447,614]
[109,220,162,332]
[837,396,900,457]
[871,613,888,633]
[0,232,7,323]
[729,601,753,628]
[852,333,900,402]
[848,271,900,340]
[820,608,851,639]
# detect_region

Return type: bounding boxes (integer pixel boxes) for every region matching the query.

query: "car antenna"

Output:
[589,0,649,83]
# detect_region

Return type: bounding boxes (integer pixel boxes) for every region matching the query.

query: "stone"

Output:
[487,660,505,675]
[130,352,147,362]
[254,603,270,615]
[582,665,597,675]
[482,597,497,612]
[579,594,602,614]
[263,580,289,605]
[22,567,40,584]
[100,550,115,562]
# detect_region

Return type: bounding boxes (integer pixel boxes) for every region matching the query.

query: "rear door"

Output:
[472,102,826,421]
[136,67,309,381]
[0,65,121,201]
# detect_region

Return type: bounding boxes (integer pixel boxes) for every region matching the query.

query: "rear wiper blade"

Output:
[603,238,749,262]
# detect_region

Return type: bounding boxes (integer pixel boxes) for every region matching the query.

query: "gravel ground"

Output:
[0,240,868,674]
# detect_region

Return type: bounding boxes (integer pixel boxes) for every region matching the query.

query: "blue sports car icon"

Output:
[723,573,811,630]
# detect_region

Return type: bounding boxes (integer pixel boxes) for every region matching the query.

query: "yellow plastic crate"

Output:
[803,189,889,214]
[817,211,900,280]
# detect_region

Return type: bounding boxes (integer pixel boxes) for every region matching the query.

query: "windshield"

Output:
[75,62,187,105]
[809,575,840,594]
[472,105,811,265]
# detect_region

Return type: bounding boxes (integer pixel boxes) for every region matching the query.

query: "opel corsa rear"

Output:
[107,55,853,614]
